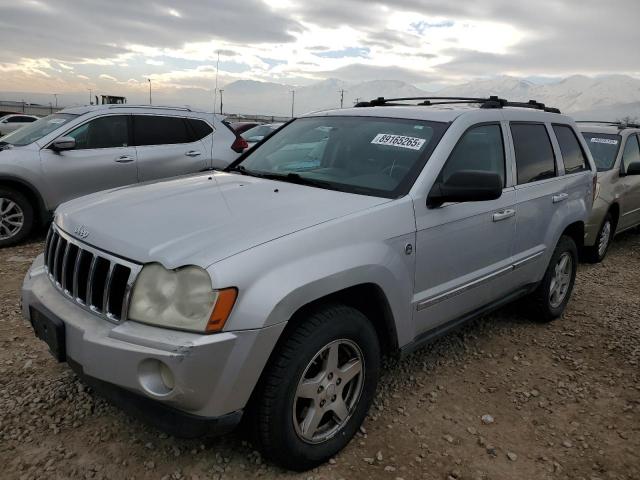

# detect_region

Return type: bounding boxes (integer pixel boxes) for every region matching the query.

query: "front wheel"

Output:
[254,304,380,471]
[528,235,578,322]
[0,188,35,248]
[583,213,614,263]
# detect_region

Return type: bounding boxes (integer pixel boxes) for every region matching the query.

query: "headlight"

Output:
[128,263,237,333]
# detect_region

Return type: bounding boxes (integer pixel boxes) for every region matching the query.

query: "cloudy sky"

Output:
[1,0,639,103]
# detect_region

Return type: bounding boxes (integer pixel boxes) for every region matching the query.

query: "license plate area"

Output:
[30,308,66,362]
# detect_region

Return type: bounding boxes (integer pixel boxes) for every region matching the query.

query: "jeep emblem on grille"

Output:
[74,225,90,239]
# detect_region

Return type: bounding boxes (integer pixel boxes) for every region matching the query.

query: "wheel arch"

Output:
[608,203,620,230]
[0,175,49,224]
[561,220,585,249]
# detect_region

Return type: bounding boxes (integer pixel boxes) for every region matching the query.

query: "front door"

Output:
[40,114,138,207]
[413,122,516,336]
[619,134,640,230]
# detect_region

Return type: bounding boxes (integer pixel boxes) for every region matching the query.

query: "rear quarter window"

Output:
[553,125,590,174]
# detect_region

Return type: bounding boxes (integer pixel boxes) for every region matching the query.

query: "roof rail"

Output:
[354,95,561,113]
[106,104,193,112]
[576,120,640,129]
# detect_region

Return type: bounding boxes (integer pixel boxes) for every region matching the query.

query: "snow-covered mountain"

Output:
[436,75,640,119]
[1,74,638,120]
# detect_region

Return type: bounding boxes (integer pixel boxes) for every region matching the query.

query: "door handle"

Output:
[492,209,516,222]
[185,150,202,157]
[552,193,569,203]
[115,155,134,163]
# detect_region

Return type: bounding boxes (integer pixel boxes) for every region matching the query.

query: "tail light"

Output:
[231,136,248,153]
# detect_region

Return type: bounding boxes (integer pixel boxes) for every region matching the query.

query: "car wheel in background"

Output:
[0,187,34,248]
[584,213,614,263]
[254,303,380,471]
[528,235,578,322]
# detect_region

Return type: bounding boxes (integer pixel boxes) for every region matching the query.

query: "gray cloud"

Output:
[315,63,435,84]
[0,0,302,62]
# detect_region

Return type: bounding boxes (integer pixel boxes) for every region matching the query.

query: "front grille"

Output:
[44,225,140,322]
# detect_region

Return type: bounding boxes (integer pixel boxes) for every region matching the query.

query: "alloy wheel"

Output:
[0,198,24,241]
[549,252,573,308]
[598,220,611,258]
[293,339,365,444]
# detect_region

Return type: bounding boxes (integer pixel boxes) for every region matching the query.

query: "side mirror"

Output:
[428,170,503,208]
[625,161,640,176]
[50,136,76,151]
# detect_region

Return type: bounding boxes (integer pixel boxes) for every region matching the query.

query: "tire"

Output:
[254,303,381,471]
[583,213,614,263]
[0,187,35,248]
[528,235,578,322]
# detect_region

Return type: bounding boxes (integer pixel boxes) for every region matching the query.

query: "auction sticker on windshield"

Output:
[590,137,618,145]
[371,133,426,150]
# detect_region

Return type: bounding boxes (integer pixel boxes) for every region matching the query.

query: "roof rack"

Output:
[354,95,561,113]
[576,120,640,129]
[106,104,193,112]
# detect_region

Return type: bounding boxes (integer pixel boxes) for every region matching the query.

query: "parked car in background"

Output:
[0,104,245,247]
[24,96,594,470]
[229,121,262,134]
[242,123,284,149]
[578,121,640,262]
[0,114,39,136]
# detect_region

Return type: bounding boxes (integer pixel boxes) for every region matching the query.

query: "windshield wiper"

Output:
[258,172,334,189]
[227,165,265,178]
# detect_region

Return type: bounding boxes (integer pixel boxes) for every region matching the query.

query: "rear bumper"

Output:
[22,254,286,431]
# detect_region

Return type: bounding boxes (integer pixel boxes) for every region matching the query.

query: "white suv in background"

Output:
[0,114,39,136]
[0,105,246,246]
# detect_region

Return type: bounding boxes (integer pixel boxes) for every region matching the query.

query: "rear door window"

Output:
[441,124,505,186]
[511,123,556,184]
[553,125,589,174]
[133,115,192,146]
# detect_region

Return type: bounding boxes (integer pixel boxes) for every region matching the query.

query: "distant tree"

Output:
[616,115,639,125]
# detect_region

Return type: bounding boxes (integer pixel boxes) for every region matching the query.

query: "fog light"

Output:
[159,362,175,390]
[138,358,175,397]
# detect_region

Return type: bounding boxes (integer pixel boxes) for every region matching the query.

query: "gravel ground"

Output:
[1,230,639,480]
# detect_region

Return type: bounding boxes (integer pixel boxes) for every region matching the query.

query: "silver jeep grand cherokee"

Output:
[23,96,595,470]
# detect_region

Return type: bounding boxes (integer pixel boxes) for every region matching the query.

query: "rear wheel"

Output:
[0,188,34,248]
[584,213,614,263]
[528,235,578,322]
[254,304,380,471]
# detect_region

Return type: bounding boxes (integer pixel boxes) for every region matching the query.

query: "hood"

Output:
[55,172,390,268]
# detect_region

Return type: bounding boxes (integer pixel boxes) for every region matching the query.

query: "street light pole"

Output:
[148,79,152,105]
[339,89,345,108]
[291,89,295,118]
[53,94,58,108]
[219,89,224,114]
[88,88,92,105]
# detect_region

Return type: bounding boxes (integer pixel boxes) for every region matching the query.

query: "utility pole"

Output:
[88,88,92,105]
[148,79,152,105]
[291,89,295,118]
[53,94,58,108]
[219,89,224,114]
[354,97,361,106]
[339,89,345,108]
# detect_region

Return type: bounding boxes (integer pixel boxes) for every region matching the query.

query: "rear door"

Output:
[619,134,640,229]
[40,114,138,206]
[133,114,209,182]
[509,122,569,287]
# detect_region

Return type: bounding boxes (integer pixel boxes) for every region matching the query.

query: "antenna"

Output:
[213,50,220,116]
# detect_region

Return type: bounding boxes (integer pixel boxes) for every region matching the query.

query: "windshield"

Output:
[233,116,447,198]
[242,124,279,142]
[581,132,621,171]
[0,113,78,146]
